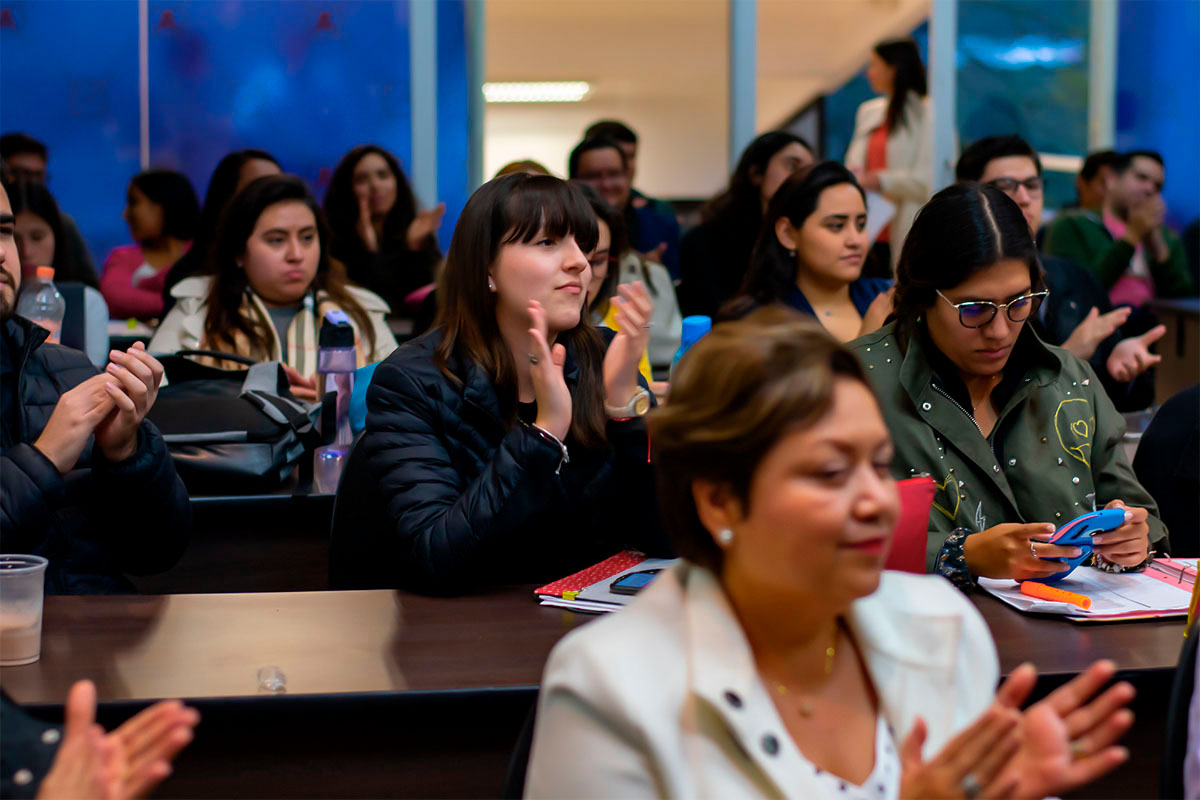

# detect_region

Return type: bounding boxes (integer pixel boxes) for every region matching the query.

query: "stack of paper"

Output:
[979,563,1193,621]
[535,553,678,613]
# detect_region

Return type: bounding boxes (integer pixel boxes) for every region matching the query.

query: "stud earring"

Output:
[488,279,496,291]
[717,528,734,546]
[788,250,796,258]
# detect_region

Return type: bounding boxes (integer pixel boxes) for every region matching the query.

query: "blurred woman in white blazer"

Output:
[525,309,1135,800]
[846,39,932,277]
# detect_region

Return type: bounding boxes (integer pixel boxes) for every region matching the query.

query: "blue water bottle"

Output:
[669,315,712,382]
[313,310,356,492]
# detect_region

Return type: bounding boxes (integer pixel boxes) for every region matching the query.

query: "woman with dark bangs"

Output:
[335,173,669,592]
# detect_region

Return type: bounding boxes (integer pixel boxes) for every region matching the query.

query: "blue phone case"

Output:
[1030,508,1127,584]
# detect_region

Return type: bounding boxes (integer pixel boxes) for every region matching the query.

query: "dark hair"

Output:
[5,179,80,281]
[699,131,814,279]
[324,145,420,258]
[650,307,874,573]
[567,136,628,179]
[584,120,637,146]
[0,133,47,162]
[874,39,927,132]
[955,135,1043,182]
[891,183,1044,347]
[128,169,200,241]
[722,162,865,319]
[433,173,608,449]
[1112,150,1165,174]
[204,174,376,360]
[575,183,628,318]
[194,149,280,264]
[1079,149,1118,181]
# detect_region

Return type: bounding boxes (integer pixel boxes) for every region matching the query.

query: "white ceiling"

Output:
[485,0,932,130]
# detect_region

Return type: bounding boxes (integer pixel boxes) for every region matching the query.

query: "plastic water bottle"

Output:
[16,266,65,344]
[669,315,712,382]
[312,310,357,492]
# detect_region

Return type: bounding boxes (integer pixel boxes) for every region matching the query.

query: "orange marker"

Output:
[1020,581,1092,610]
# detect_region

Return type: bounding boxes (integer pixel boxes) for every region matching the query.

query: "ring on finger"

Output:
[1070,740,1087,759]
[528,354,539,365]
[1029,540,1039,559]
[961,773,983,800]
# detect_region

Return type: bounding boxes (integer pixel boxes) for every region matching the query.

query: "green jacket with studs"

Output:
[850,321,1169,571]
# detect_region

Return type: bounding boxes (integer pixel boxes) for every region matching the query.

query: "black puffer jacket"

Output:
[330,328,672,593]
[0,317,191,594]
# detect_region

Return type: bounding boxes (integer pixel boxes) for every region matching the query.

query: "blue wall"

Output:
[1117,0,1200,229]
[0,0,469,270]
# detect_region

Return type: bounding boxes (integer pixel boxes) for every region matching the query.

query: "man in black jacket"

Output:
[0,182,190,593]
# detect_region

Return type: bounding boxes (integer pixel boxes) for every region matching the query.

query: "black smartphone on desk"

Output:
[610,569,661,596]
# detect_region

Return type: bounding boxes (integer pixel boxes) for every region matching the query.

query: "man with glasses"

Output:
[956,136,1161,410]
[0,133,96,279]
[1045,149,1194,306]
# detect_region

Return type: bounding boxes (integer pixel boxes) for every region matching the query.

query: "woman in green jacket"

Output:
[850,183,1168,588]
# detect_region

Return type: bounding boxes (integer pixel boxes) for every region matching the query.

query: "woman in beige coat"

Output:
[150,175,397,399]
[845,39,932,275]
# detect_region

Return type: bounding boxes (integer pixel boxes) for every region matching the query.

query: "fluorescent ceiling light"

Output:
[483,81,590,103]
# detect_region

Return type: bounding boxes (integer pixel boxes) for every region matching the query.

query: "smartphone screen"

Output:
[610,569,661,595]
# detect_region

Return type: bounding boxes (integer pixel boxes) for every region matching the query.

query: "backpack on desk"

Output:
[147,350,321,490]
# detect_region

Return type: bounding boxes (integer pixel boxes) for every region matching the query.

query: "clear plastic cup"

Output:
[0,555,48,666]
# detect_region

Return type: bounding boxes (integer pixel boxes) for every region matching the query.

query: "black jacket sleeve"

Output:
[0,443,68,554]
[88,421,191,576]
[362,360,570,586]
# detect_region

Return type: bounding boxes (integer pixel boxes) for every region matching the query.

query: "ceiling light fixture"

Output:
[483,81,590,103]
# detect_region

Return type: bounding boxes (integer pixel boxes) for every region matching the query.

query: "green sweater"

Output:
[1043,210,1195,298]
[850,322,1169,571]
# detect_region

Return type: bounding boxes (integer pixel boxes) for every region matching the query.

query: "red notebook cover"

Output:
[886,476,935,574]
[536,551,647,598]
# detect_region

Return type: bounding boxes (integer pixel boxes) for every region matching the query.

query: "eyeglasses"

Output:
[986,177,1044,196]
[935,289,1049,328]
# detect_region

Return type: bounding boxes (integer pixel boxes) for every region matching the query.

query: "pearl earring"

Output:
[488,279,495,291]
[717,528,734,546]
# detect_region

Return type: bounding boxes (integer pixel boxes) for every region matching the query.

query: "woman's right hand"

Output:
[528,300,572,441]
[962,522,1080,580]
[356,194,379,253]
[899,707,1020,799]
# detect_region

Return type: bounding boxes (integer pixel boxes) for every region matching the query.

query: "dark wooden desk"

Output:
[0,589,1185,798]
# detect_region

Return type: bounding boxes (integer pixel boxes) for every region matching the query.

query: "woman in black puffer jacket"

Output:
[331,174,672,593]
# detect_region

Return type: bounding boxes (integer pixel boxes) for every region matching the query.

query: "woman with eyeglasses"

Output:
[850,183,1167,587]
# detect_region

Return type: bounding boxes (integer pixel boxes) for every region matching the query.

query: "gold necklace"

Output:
[775,619,839,718]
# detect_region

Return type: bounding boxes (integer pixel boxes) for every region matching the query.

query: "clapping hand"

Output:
[993,660,1134,798]
[602,281,654,409]
[527,300,572,441]
[1062,306,1131,361]
[94,343,164,463]
[1106,325,1165,382]
[355,194,379,253]
[36,680,198,800]
[406,203,446,251]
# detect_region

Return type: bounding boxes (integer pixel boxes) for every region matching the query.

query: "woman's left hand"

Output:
[405,203,446,251]
[1093,499,1151,566]
[602,281,654,408]
[993,660,1134,799]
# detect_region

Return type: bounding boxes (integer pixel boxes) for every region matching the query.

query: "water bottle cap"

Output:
[35,266,55,281]
[680,315,711,341]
